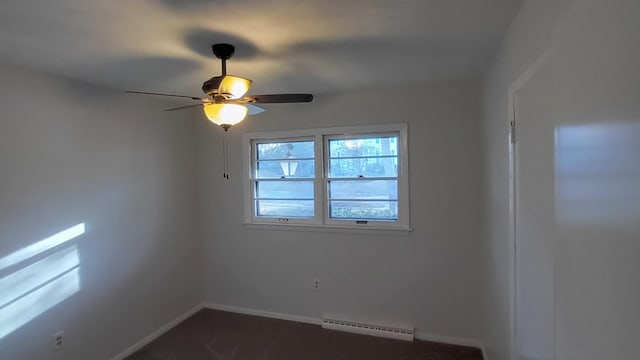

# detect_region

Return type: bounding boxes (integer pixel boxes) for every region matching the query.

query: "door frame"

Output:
[507,50,550,360]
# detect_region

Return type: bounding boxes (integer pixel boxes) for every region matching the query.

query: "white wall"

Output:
[0,63,202,360]
[196,82,487,342]
[482,0,640,359]
[552,1,640,358]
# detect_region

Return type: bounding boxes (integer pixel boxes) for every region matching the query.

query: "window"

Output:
[253,139,316,220]
[325,135,399,222]
[244,124,409,230]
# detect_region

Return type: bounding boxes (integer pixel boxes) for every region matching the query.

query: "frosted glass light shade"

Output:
[204,103,248,128]
[219,75,252,99]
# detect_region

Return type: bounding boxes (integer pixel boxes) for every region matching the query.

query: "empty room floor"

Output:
[126,309,483,360]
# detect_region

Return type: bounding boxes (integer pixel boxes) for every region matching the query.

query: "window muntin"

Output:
[252,139,316,219]
[326,134,400,222]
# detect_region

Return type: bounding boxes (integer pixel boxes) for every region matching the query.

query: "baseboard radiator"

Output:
[322,316,414,342]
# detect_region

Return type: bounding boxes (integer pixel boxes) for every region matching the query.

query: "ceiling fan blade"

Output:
[125,90,205,101]
[164,103,205,112]
[250,94,314,104]
[246,104,266,115]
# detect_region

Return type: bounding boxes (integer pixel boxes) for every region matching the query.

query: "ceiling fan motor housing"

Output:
[202,76,224,96]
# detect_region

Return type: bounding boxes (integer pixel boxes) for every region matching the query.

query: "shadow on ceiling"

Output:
[184,28,261,60]
[157,0,233,9]
[282,37,436,63]
[95,56,202,90]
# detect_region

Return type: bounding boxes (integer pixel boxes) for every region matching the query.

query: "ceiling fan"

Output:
[126,43,313,131]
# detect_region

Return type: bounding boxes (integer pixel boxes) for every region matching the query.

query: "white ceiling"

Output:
[0,0,523,96]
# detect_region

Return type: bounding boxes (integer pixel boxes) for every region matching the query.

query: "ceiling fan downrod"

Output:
[212,43,235,76]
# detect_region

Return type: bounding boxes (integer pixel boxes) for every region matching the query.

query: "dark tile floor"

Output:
[126,309,483,360]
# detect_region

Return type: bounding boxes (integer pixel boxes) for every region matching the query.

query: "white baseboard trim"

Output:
[203,302,485,356]
[202,302,322,326]
[109,303,203,360]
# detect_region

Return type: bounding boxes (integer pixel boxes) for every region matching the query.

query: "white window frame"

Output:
[249,136,321,226]
[323,131,402,227]
[243,123,410,231]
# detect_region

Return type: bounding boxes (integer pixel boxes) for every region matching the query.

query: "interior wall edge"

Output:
[109,302,204,360]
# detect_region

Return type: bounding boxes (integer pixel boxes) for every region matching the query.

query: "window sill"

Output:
[242,221,412,235]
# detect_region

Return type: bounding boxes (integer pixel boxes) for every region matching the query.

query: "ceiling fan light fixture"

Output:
[203,103,248,130]
[219,75,252,99]
[126,43,313,134]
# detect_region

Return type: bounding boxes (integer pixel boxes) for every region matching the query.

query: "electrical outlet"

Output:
[53,331,64,351]
[313,278,320,289]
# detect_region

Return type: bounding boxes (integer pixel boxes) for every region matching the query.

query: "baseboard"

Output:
[109,303,203,360]
[202,302,322,326]
[203,302,485,356]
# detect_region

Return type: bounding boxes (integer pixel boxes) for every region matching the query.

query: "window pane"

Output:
[257,181,314,200]
[329,158,397,178]
[257,160,315,179]
[257,200,314,217]
[329,201,398,220]
[329,136,398,158]
[257,141,314,160]
[329,180,397,200]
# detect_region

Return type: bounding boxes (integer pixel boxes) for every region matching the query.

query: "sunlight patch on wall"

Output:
[0,269,80,339]
[0,223,85,271]
[0,246,79,307]
[556,122,640,226]
[0,224,85,340]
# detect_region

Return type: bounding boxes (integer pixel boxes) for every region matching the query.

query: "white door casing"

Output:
[509,52,556,360]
